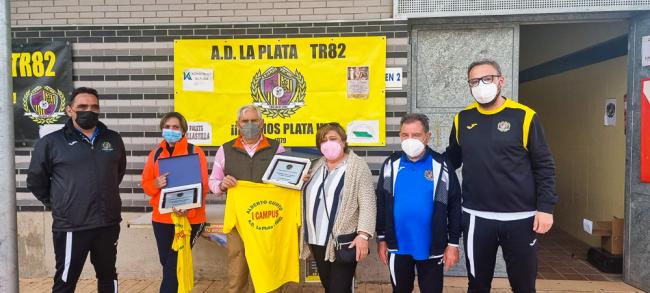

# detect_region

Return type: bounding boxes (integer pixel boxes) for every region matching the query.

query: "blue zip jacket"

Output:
[376,148,462,256]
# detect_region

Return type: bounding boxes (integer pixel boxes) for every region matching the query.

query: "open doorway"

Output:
[518,21,628,281]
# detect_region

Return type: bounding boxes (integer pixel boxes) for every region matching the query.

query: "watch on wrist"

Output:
[358,233,369,240]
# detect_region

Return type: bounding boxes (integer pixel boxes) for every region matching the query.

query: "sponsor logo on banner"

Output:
[186,122,212,145]
[182,68,214,92]
[251,66,306,118]
[347,120,379,144]
[22,85,66,124]
[246,200,284,231]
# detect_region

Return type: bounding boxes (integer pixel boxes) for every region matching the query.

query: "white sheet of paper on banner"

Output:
[347,120,380,144]
[186,122,212,145]
[39,124,64,138]
[183,68,214,92]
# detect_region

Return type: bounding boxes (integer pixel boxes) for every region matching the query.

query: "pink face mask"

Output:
[320,140,343,161]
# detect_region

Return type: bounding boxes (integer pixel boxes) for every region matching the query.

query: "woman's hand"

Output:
[154,173,169,189]
[301,172,312,183]
[172,207,189,217]
[348,235,369,262]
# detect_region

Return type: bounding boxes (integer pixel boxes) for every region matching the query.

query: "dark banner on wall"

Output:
[12,42,72,147]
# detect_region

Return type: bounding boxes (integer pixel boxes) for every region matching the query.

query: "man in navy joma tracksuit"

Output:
[448,59,557,293]
[28,87,126,293]
[376,113,462,293]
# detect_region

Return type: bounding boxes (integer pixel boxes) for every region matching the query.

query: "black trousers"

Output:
[309,244,357,293]
[52,224,120,293]
[388,253,443,293]
[152,221,204,293]
[462,212,538,293]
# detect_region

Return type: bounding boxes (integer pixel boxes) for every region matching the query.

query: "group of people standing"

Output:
[27,59,557,293]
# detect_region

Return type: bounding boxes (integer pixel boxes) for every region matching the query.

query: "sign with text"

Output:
[385,67,403,89]
[12,42,72,146]
[174,37,386,146]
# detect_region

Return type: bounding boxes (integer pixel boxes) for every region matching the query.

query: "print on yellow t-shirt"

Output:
[223,181,301,293]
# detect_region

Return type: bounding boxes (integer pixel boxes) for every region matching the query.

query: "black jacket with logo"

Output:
[447,99,557,214]
[27,119,126,232]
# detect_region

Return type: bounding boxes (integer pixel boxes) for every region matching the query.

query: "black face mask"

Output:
[75,111,99,130]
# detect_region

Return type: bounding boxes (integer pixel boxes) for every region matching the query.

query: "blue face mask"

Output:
[162,128,183,144]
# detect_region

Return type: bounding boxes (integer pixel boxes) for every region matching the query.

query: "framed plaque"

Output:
[262,155,311,190]
[159,183,202,214]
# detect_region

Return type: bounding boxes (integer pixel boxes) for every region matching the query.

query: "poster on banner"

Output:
[11,42,73,146]
[174,37,386,146]
[641,78,650,182]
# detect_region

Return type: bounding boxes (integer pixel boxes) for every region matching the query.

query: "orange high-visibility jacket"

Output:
[141,136,209,224]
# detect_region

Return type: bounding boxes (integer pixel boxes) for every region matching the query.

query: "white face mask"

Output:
[471,82,499,104]
[401,138,425,158]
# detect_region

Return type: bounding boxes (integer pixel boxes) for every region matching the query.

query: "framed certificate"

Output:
[262,155,311,190]
[159,183,202,214]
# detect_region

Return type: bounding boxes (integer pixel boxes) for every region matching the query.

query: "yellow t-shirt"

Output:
[171,214,194,293]
[223,181,301,293]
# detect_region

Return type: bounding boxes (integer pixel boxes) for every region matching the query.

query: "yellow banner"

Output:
[174,37,386,146]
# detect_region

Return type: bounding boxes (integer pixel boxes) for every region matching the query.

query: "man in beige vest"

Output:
[209,105,285,293]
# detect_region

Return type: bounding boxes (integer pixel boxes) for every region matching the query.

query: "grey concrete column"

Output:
[624,12,650,292]
[0,0,19,292]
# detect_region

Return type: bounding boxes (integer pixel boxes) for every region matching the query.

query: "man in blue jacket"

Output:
[376,113,462,293]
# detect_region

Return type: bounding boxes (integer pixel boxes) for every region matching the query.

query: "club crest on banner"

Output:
[22,85,66,124]
[250,66,306,118]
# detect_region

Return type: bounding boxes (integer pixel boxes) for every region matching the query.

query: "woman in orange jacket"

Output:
[141,112,209,293]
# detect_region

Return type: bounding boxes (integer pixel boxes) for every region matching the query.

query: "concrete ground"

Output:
[19,277,645,292]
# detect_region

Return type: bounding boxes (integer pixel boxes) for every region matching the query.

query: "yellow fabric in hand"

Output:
[171,213,194,293]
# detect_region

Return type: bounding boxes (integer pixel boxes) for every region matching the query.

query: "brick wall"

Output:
[12,20,410,211]
[10,0,393,26]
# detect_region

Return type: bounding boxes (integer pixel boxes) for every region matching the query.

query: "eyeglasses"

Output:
[467,75,500,87]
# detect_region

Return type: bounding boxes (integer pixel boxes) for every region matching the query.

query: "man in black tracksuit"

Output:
[376,114,462,293]
[27,87,126,293]
[447,60,557,293]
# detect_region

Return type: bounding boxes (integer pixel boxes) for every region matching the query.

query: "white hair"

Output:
[237,105,264,122]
